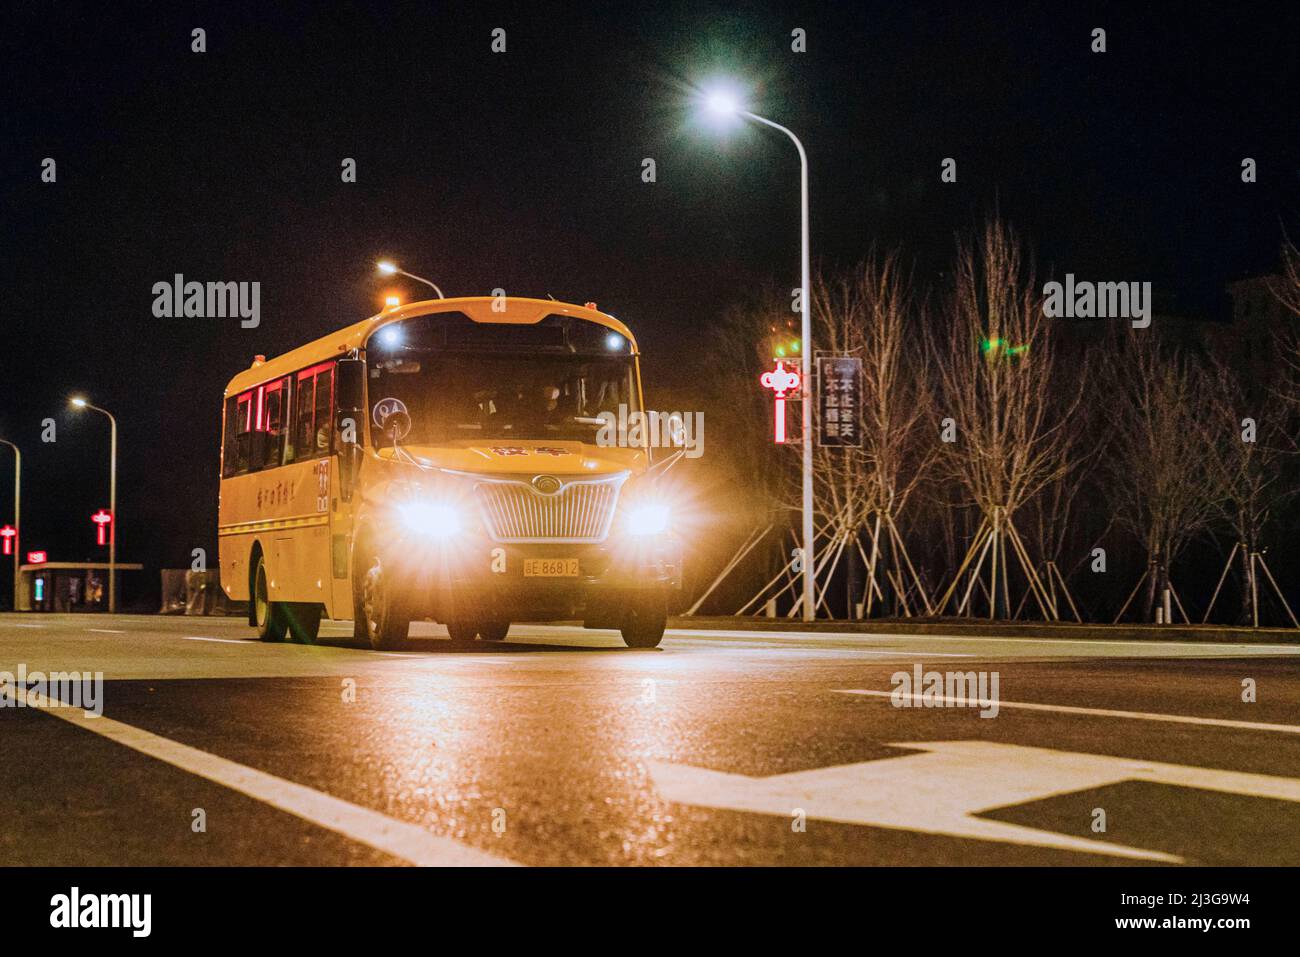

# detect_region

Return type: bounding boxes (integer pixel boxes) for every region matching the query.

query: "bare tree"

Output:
[1103,332,1219,623]
[931,218,1085,619]
[811,250,935,616]
[1268,238,1300,418]
[1200,356,1299,625]
[684,288,800,615]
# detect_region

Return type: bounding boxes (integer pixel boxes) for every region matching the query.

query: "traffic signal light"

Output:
[766,319,802,361]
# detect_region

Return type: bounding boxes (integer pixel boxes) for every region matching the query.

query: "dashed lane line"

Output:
[836,689,1300,734]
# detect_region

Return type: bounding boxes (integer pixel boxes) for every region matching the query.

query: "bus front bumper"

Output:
[394,535,683,623]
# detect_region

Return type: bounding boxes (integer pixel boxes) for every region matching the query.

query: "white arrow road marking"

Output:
[836,689,1300,735]
[2,686,518,867]
[650,740,1300,862]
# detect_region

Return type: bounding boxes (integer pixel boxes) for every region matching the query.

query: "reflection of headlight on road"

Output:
[625,503,670,536]
[397,501,461,539]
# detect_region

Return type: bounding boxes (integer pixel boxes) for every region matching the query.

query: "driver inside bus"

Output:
[497,383,561,432]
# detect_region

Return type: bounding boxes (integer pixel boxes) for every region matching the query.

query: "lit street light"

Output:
[701,84,816,621]
[70,397,118,613]
[376,260,444,299]
[0,438,19,611]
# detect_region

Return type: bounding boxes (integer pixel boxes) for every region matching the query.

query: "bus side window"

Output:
[231,393,253,475]
[263,377,288,468]
[313,366,334,453]
[294,373,317,460]
[222,396,241,477]
[283,377,297,465]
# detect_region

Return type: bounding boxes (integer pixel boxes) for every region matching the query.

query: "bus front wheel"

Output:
[355,550,411,650]
[478,620,510,642]
[620,594,667,649]
[253,555,287,643]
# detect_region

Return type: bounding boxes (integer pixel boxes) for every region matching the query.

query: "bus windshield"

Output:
[366,312,640,445]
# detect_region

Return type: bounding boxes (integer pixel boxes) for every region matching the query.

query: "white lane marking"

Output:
[87,628,126,634]
[183,636,249,644]
[3,685,517,867]
[720,647,975,659]
[651,740,1300,862]
[11,623,45,629]
[836,689,1300,735]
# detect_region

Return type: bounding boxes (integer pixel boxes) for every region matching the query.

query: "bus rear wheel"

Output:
[283,603,322,643]
[356,550,411,651]
[478,620,510,642]
[253,555,287,643]
[620,594,667,649]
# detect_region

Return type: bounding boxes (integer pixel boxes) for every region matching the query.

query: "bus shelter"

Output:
[17,561,143,612]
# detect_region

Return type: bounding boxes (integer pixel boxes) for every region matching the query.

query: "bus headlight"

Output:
[625,502,670,536]
[397,501,462,539]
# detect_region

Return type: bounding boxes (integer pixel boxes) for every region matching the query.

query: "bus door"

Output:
[327,358,366,619]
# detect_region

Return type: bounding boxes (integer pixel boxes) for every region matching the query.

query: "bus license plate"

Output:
[524,558,579,577]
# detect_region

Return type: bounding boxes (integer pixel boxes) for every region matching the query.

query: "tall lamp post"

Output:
[376,260,445,299]
[0,438,18,611]
[70,397,117,613]
[702,87,815,621]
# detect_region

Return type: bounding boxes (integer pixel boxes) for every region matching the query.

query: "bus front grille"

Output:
[474,475,625,543]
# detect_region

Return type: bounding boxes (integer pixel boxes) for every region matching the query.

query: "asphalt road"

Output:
[2,613,1299,866]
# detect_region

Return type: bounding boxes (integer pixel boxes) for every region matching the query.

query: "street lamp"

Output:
[0,438,18,611]
[375,260,444,299]
[701,85,815,621]
[70,397,118,613]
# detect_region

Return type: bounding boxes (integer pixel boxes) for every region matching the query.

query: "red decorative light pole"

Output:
[760,360,802,445]
[92,508,113,547]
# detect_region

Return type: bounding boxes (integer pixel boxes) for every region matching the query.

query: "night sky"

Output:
[1,1,1296,602]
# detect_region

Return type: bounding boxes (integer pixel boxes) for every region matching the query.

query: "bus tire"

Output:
[253,554,288,643]
[478,620,510,642]
[446,619,478,643]
[620,594,666,649]
[355,547,411,651]
[284,603,322,643]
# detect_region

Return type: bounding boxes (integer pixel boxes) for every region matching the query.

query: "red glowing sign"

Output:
[0,525,14,556]
[26,551,47,564]
[760,360,801,444]
[92,508,113,546]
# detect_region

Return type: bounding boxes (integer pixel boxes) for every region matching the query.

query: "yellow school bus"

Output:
[218,297,682,649]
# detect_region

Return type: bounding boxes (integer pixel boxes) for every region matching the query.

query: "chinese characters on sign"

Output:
[817,356,862,447]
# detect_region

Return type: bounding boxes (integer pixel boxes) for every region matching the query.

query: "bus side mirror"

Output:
[335,358,365,502]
